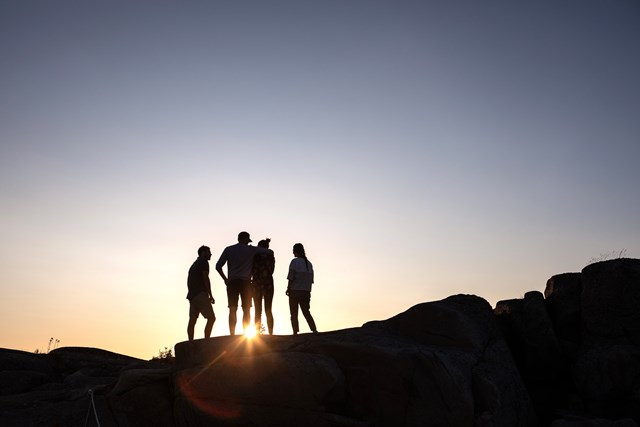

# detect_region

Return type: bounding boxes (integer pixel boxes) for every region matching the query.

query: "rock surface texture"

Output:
[1,258,638,426]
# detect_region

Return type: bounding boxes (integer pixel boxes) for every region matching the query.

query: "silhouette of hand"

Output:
[285,289,290,296]
[210,296,215,304]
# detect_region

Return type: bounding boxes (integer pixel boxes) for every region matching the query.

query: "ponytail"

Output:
[293,243,309,271]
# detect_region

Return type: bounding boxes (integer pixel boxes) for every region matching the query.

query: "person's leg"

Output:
[229,313,237,335]
[187,317,197,341]
[264,284,274,334]
[253,285,263,333]
[240,280,252,333]
[289,292,300,335]
[299,291,317,333]
[201,297,216,339]
[227,281,240,335]
[204,316,214,338]
[188,301,198,340]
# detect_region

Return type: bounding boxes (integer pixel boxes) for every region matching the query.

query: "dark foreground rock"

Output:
[1,295,534,427]
[497,258,640,427]
[173,294,535,427]
[0,347,154,427]
[1,258,638,426]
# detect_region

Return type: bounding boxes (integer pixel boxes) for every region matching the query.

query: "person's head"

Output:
[198,245,212,260]
[293,243,305,258]
[258,238,271,249]
[237,231,252,244]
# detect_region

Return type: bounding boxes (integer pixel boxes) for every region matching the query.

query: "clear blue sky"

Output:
[1,0,639,358]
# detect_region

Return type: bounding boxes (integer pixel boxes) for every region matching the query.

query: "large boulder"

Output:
[108,368,174,427]
[174,294,536,427]
[0,347,149,427]
[48,347,143,375]
[495,291,564,425]
[565,259,640,423]
[581,259,640,345]
[0,349,59,396]
[495,292,562,378]
[174,351,345,427]
[494,298,525,363]
[545,272,583,349]
[495,258,640,426]
[370,294,500,349]
[572,344,640,422]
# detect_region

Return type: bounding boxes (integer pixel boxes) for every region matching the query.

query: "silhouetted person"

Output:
[252,238,275,334]
[286,243,318,335]
[186,245,215,340]
[216,231,273,335]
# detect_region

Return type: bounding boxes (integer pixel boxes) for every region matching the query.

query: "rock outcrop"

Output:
[0,347,161,426]
[173,294,536,427]
[496,258,640,426]
[1,258,639,427]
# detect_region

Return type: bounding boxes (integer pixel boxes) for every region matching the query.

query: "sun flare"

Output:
[244,328,257,339]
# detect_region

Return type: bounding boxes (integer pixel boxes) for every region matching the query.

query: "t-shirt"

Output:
[287,257,314,292]
[216,243,272,281]
[187,257,209,300]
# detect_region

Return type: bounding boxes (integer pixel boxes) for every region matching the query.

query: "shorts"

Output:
[227,279,252,309]
[189,292,215,319]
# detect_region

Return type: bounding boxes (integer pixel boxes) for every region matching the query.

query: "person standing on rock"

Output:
[252,238,276,335]
[286,243,318,335]
[216,231,274,335]
[186,245,215,340]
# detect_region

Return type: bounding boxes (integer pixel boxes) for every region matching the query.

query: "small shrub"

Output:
[151,346,175,364]
[587,249,627,265]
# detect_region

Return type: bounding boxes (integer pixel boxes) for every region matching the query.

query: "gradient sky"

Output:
[1,1,639,359]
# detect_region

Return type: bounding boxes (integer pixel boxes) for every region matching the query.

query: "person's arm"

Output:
[286,262,295,296]
[203,269,214,304]
[215,251,228,284]
[254,247,273,255]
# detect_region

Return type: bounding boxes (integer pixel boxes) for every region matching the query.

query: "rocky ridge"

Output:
[1,258,639,426]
